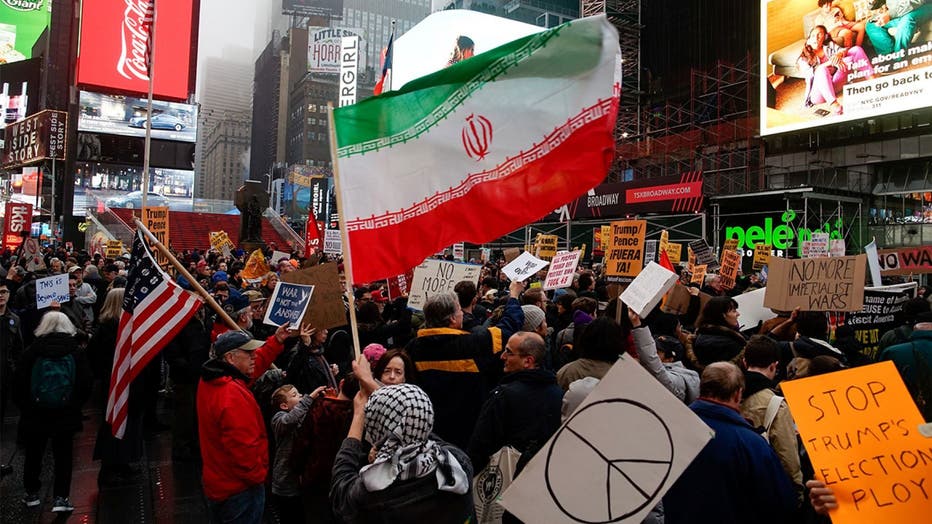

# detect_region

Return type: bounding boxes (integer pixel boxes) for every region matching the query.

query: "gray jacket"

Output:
[632,326,700,404]
[271,393,315,496]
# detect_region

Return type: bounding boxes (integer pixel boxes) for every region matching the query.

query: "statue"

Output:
[234,181,269,251]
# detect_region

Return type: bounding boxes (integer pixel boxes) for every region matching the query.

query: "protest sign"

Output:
[106,240,123,258]
[662,284,712,316]
[501,357,713,524]
[242,249,270,282]
[605,220,646,282]
[263,282,314,327]
[752,243,772,271]
[732,287,777,332]
[323,229,342,254]
[718,250,741,290]
[35,274,69,309]
[836,283,917,360]
[386,269,416,300]
[688,246,696,266]
[764,255,867,312]
[659,230,669,254]
[620,262,679,318]
[280,263,347,330]
[453,243,465,261]
[503,247,521,264]
[21,237,45,271]
[644,239,658,265]
[690,264,707,285]
[543,251,582,290]
[723,237,739,253]
[781,362,930,524]
[502,252,549,283]
[270,250,292,266]
[830,239,846,257]
[802,232,829,258]
[480,248,491,263]
[665,243,682,265]
[689,239,719,271]
[142,206,170,265]
[209,231,234,251]
[877,246,932,275]
[407,259,482,310]
[535,235,558,261]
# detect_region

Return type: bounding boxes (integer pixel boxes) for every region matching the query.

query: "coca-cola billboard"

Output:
[3,202,32,251]
[75,0,198,102]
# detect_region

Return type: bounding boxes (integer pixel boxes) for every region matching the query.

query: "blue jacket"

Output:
[663,400,797,524]
[879,329,932,420]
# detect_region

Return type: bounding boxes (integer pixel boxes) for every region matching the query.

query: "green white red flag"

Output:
[333,15,621,283]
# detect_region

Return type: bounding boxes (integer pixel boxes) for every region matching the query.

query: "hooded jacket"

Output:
[196,335,284,501]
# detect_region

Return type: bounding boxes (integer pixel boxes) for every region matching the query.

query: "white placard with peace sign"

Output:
[501,251,549,283]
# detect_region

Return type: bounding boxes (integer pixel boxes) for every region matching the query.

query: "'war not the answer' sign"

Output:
[764,255,867,312]
[264,282,315,327]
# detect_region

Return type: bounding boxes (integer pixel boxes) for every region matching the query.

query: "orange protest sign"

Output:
[242,249,270,282]
[781,362,932,524]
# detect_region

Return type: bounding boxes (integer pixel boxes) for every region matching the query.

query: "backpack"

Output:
[30,354,76,409]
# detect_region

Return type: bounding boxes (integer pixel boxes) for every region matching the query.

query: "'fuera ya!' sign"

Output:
[724,210,844,258]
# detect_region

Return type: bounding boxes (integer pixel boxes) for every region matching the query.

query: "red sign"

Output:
[75,0,197,101]
[626,180,703,206]
[3,202,33,251]
[386,269,416,300]
[553,172,705,220]
[305,220,324,258]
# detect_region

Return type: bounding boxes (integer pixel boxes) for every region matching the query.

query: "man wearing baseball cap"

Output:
[68,265,97,323]
[197,325,295,523]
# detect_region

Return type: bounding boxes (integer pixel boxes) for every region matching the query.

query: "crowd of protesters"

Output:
[1,241,931,523]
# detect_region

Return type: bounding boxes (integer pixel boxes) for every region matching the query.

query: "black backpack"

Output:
[30,354,76,408]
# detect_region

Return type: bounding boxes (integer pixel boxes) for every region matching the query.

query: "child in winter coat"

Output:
[270,384,326,523]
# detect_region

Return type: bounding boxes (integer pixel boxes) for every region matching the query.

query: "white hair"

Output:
[34,311,77,337]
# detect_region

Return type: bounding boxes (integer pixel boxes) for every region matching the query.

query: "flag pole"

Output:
[141,0,156,210]
[133,218,240,331]
[327,102,361,359]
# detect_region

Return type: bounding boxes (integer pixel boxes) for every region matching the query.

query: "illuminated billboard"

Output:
[77,91,197,143]
[307,27,367,74]
[761,0,932,135]
[0,0,50,64]
[283,0,343,19]
[391,9,545,90]
[72,161,194,216]
[0,56,41,148]
[75,0,197,101]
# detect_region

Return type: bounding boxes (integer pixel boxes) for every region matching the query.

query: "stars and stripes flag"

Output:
[332,16,620,283]
[373,22,394,95]
[106,228,202,438]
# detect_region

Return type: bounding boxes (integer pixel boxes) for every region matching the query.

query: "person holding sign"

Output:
[405,279,526,449]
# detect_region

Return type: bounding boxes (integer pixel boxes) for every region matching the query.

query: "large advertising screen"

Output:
[77,91,197,143]
[307,27,367,74]
[761,0,932,135]
[0,0,50,64]
[72,161,194,216]
[283,0,343,19]
[0,56,41,148]
[75,0,197,101]
[391,9,545,90]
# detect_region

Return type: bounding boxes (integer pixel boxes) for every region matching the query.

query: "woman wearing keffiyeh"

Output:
[329,360,476,523]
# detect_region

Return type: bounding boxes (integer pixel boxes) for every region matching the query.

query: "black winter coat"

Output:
[12,332,93,435]
[691,324,747,367]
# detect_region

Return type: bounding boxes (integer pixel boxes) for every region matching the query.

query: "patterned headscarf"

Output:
[360,384,469,494]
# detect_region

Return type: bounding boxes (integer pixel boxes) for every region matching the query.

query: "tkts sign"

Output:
[3,202,33,250]
[75,0,197,101]
[2,110,67,168]
[551,172,704,220]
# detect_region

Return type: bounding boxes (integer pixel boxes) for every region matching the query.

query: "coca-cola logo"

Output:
[2,0,44,12]
[117,0,155,82]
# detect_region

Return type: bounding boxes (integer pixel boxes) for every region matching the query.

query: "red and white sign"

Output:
[626,180,703,205]
[305,220,323,258]
[543,250,582,290]
[3,202,33,251]
[76,0,197,101]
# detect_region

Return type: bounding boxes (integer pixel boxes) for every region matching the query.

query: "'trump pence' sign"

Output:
[407,259,481,311]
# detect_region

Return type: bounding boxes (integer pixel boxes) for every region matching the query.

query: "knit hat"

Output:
[363,343,387,365]
[521,305,546,332]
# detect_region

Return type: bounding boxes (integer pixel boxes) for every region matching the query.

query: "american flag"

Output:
[106,228,202,438]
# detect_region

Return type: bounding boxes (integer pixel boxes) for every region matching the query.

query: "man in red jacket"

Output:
[197,324,293,523]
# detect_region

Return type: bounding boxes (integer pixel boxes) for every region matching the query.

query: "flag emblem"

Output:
[462,114,493,161]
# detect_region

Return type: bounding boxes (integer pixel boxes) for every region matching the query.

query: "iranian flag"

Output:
[333,16,620,283]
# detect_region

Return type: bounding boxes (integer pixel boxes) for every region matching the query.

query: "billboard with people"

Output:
[761,0,932,135]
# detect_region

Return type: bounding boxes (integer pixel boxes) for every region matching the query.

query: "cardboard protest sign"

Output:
[142,206,170,265]
[501,357,714,524]
[106,240,123,258]
[718,250,741,290]
[877,246,932,275]
[270,250,292,266]
[781,362,931,524]
[662,284,712,316]
[659,229,669,254]
[764,255,867,312]
[502,252,549,283]
[690,264,707,285]
[620,262,679,318]
[688,246,696,267]
[732,287,777,332]
[503,247,521,264]
[535,235,558,261]
[263,282,314,327]
[605,220,646,282]
[209,231,235,251]
[323,229,342,254]
[835,283,917,360]
[644,239,658,265]
[830,239,846,257]
[280,263,347,330]
[601,225,611,251]
[688,239,719,271]
[665,243,682,265]
[242,249,270,282]
[722,237,739,253]
[407,259,482,310]
[543,251,582,290]
[35,274,69,309]
[752,243,772,271]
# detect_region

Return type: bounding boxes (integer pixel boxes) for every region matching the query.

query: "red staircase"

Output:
[109,209,293,252]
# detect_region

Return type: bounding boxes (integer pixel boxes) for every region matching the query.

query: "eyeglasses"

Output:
[0,289,9,295]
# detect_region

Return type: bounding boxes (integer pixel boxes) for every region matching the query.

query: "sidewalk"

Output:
[0,393,209,523]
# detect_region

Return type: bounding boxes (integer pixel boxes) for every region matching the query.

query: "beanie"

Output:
[521,305,546,332]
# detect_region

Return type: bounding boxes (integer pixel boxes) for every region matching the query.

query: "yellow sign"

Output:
[719,250,741,290]
[659,230,669,254]
[753,243,772,271]
[242,249,270,281]
[665,243,682,265]
[536,234,558,261]
[605,220,646,280]
[723,237,739,253]
[690,264,707,285]
[781,362,931,524]
[600,225,611,251]
[106,240,123,258]
[143,206,170,265]
[210,231,235,252]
